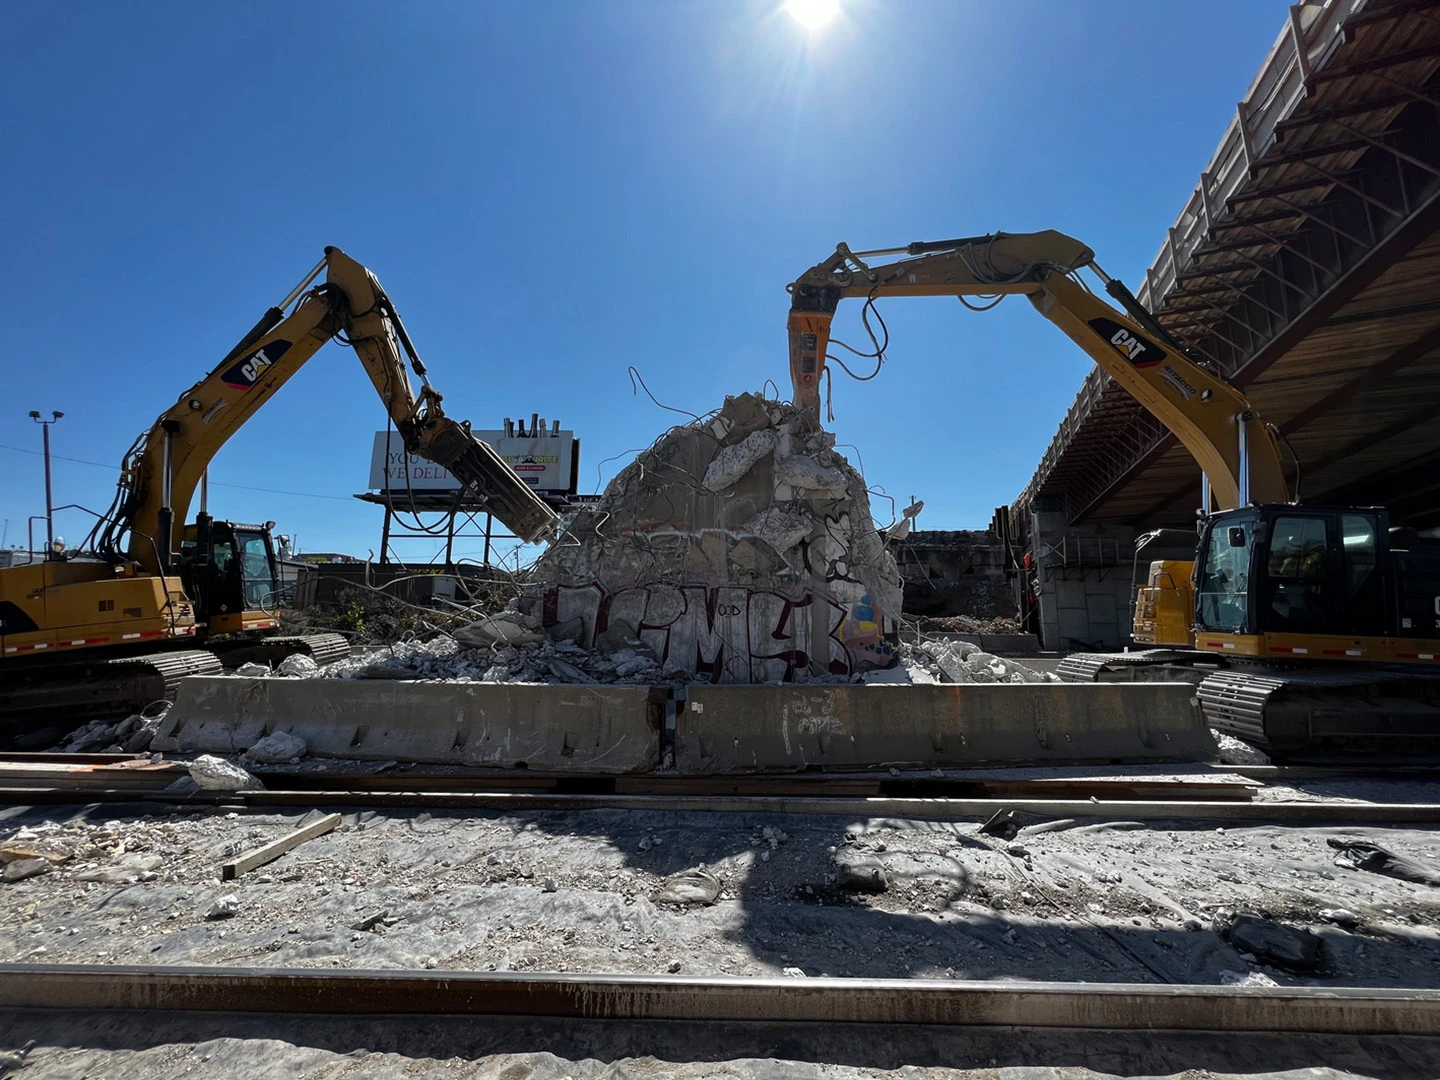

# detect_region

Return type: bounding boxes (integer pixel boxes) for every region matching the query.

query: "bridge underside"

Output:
[1019,2,1440,531]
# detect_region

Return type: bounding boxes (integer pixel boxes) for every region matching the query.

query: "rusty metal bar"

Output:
[5,786,1440,824]
[3,965,1440,1033]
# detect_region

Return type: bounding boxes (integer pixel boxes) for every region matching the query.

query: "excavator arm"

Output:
[787,230,1289,512]
[97,247,557,573]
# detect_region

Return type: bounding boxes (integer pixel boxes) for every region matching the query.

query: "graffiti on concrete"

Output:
[539,582,894,683]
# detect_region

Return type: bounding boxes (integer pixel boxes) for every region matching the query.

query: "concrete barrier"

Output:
[677,683,1213,772]
[153,678,661,773]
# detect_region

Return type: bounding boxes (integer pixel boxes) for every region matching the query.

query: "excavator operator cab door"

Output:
[180,521,280,627]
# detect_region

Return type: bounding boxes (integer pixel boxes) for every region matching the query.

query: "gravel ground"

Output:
[4,1011,1439,1080]
[3,789,1440,986]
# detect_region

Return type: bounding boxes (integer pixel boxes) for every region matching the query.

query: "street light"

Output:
[29,410,64,557]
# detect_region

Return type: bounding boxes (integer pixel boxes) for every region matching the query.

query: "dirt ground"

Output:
[4,1010,1439,1080]
[3,781,1440,987]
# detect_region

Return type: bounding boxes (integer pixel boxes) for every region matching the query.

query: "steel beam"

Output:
[4,966,1440,1033]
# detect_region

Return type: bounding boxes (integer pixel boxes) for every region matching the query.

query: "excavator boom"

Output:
[787,230,1289,512]
[95,247,557,573]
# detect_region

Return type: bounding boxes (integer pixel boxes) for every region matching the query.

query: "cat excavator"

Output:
[0,247,559,738]
[789,230,1440,754]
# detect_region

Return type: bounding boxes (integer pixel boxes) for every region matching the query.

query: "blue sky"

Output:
[0,0,1290,563]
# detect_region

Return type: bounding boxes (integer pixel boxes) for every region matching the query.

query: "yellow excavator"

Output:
[0,247,558,736]
[789,230,1440,754]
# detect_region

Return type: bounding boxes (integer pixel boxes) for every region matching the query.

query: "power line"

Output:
[0,442,356,503]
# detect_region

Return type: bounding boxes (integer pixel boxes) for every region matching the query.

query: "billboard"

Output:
[368,430,577,495]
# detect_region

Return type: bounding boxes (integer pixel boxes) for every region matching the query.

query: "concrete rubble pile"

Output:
[520,392,906,683]
[302,620,1061,687]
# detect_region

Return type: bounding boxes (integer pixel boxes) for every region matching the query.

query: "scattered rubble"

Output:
[188,755,262,792]
[833,848,889,893]
[277,654,319,678]
[655,869,722,906]
[1216,910,1324,972]
[2,858,52,884]
[241,730,308,765]
[1215,731,1270,766]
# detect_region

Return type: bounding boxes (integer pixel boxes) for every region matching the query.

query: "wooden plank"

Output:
[220,813,341,882]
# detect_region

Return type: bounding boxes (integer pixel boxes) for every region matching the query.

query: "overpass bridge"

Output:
[1009,0,1440,650]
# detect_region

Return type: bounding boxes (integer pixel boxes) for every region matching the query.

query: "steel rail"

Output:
[2,786,1439,824]
[2,965,1437,1034]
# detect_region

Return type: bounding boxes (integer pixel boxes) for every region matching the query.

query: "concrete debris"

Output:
[241,730,308,765]
[744,506,815,559]
[1215,731,1271,766]
[1218,969,1279,987]
[524,393,905,682]
[702,427,779,491]
[1320,907,1361,928]
[452,609,545,649]
[654,869,722,906]
[2,858,52,884]
[277,654,319,678]
[206,895,240,920]
[76,853,162,884]
[833,848,889,893]
[901,641,1059,686]
[234,662,271,677]
[188,755,263,792]
[350,910,390,932]
[1218,912,1324,972]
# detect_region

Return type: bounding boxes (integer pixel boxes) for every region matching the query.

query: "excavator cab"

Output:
[178,517,281,633]
[1193,506,1396,647]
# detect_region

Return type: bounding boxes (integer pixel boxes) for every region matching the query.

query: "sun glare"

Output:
[784,0,841,33]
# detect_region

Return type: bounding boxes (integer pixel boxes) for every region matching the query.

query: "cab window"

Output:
[239,533,273,610]
[1264,515,1332,631]
[1197,519,1251,632]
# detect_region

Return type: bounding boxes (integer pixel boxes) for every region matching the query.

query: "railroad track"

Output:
[2,964,1438,1035]
[3,784,1440,824]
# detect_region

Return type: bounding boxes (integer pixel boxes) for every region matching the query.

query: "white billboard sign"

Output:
[368,431,576,495]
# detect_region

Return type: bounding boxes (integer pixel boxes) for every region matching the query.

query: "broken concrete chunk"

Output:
[234,662,271,678]
[77,853,163,884]
[1214,731,1270,765]
[547,658,597,684]
[654,869,722,906]
[206,895,240,920]
[453,611,545,649]
[744,506,814,554]
[350,909,389,932]
[242,730,308,765]
[702,428,778,491]
[189,755,263,792]
[833,849,889,893]
[773,452,848,497]
[2,857,52,883]
[277,654,320,678]
[1219,912,1323,972]
[1320,907,1361,928]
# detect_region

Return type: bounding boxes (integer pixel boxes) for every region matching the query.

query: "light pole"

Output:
[28,410,64,556]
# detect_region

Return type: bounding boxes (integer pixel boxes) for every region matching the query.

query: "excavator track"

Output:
[1199,667,1440,755]
[0,649,224,750]
[207,632,350,670]
[1059,650,1440,756]
[1057,650,1214,683]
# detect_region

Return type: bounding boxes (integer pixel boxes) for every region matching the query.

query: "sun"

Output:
[784,0,841,32]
